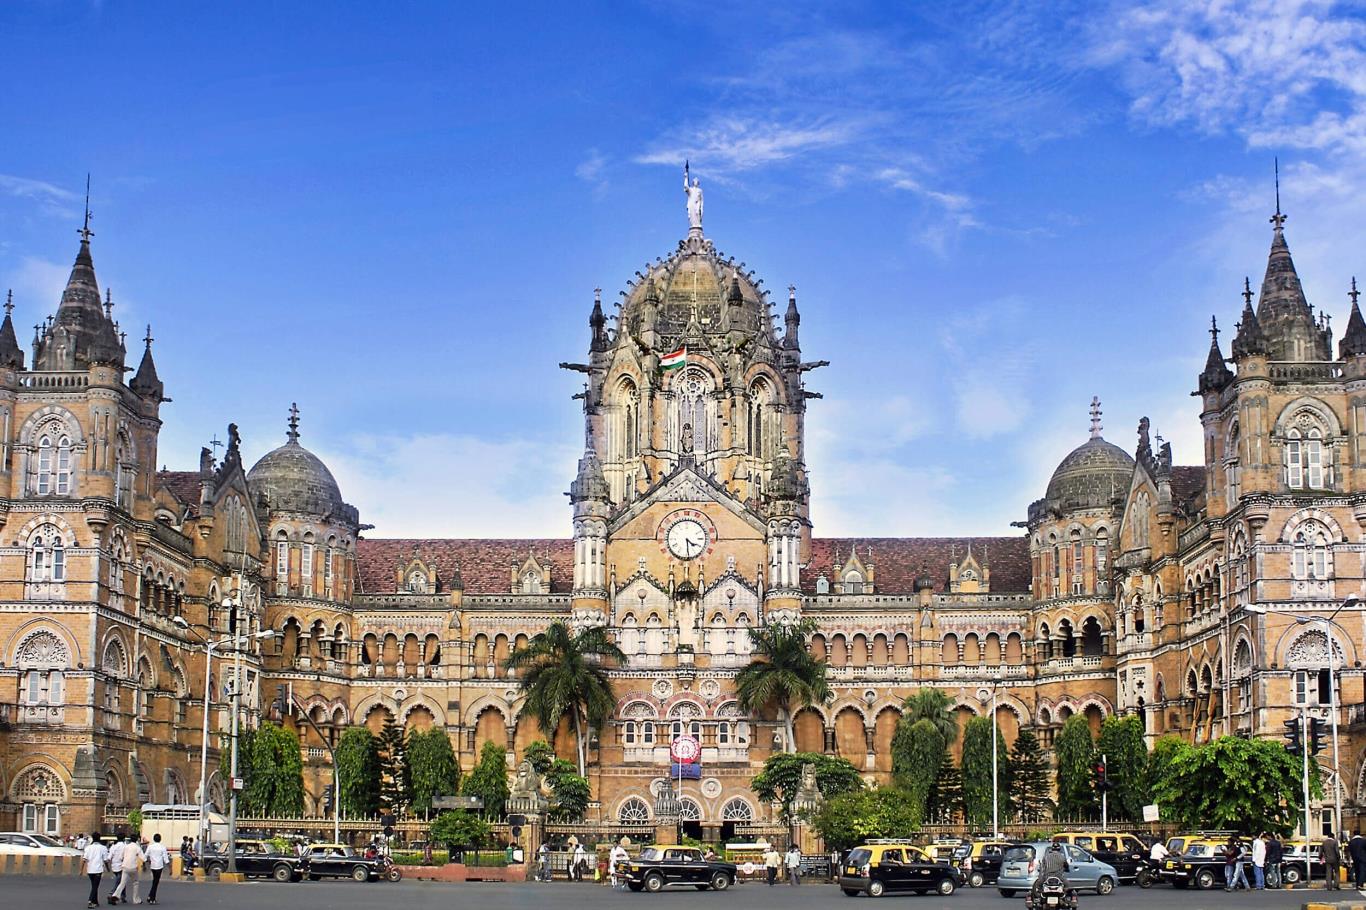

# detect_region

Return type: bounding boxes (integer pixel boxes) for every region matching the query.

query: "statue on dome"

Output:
[684,161,703,231]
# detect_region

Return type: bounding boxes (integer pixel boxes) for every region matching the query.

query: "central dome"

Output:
[1044,437,1134,511]
[246,409,355,523]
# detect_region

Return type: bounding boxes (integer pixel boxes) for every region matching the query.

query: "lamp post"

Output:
[976,681,1000,840]
[175,618,274,867]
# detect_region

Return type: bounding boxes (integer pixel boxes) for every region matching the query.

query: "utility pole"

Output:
[1302,705,1312,840]
[1100,753,1108,833]
[226,587,244,875]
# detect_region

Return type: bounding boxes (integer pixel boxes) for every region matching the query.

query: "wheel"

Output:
[867,879,884,897]
[710,873,731,891]
[273,864,294,883]
[386,867,402,883]
[999,889,1016,897]
[352,865,369,882]
[643,872,665,893]
[1283,865,1302,885]
[938,878,956,895]
[1136,869,1155,889]
[205,862,224,877]
[1194,869,1215,890]
[627,883,643,892]
[1096,875,1115,895]
[968,871,985,888]
[841,888,859,896]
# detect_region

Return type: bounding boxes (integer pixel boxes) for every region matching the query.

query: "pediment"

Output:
[609,462,766,535]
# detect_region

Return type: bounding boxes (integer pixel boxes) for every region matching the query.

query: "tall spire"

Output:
[34,186,126,370]
[130,323,165,401]
[1340,277,1366,359]
[287,403,301,443]
[1254,166,1328,360]
[1199,315,1233,393]
[1231,277,1268,359]
[0,290,23,370]
[589,287,608,352]
[783,284,801,351]
[1089,396,1103,439]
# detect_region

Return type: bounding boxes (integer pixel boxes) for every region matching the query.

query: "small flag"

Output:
[660,346,686,371]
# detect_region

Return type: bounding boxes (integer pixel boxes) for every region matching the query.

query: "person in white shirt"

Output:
[112,835,145,905]
[609,842,630,890]
[785,845,802,886]
[145,834,170,905]
[1251,835,1267,891]
[1150,840,1169,863]
[76,834,90,851]
[81,836,110,909]
[108,838,126,904]
[572,842,587,881]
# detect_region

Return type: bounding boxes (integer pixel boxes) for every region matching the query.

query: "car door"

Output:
[676,849,706,883]
[980,844,1004,881]
[908,847,941,890]
[1065,845,1096,890]
[876,849,906,891]
[1093,836,1124,876]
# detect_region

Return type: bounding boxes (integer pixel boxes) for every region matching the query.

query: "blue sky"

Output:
[2,1,1365,538]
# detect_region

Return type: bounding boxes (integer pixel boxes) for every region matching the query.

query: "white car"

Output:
[0,833,82,856]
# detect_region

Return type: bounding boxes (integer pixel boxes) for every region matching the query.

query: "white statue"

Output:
[684,161,703,231]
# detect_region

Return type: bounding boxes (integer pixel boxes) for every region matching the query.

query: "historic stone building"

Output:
[2,188,1363,840]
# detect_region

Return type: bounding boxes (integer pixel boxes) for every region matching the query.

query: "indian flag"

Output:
[660,346,686,370]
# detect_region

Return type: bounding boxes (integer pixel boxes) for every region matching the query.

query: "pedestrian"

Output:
[1349,831,1366,889]
[112,836,145,905]
[1322,832,1342,890]
[1252,833,1267,890]
[108,835,127,904]
[538,842,551,882]
[573,841,587,882]
[609,841,629,890]
[145,834,169,905]
[76,833,91,852]
[763,844,781,886]
[82,835,110,910]
[1266,833,1283,888]
[1223,837,1248,891]
[785,844,802,886]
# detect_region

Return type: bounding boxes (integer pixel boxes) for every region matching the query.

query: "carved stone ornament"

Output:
[17,630,69,668]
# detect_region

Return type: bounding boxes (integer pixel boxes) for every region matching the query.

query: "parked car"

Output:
[1279,840,1327,886]
[617,845,736,892]
[997,842,1118,897]
[1053,832,1148,883]
[958,840,1018,888]
[201,839,305,882]
[1158,839,1225,889]
[839,841,963,897]
[0,833,82,857]
[303,843,390,882]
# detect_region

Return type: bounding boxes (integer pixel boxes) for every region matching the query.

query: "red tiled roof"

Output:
[157,470,204,511]
[806,536,1031,595]
[355,534,1032,596]
[356,538,575,594]
[1170,465,1206,506]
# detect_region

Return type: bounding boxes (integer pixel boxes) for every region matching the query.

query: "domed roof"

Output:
[1044,436,1134,511]
[247,406,354,522]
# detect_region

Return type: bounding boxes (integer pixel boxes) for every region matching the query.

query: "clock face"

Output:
[667,519,708,560]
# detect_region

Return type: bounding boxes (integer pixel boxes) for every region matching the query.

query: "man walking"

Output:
[82,835,110,909]
[1323,832,1342,890]
[145,834,169,905]
[1251,833,1267,890]
[1348,831,1366,890]
[107,836,126,904]
[572,841,587,882]
[1266,833,1283,888]
[112,835,145,905]
[763,844,781,886]
[785,844,802,886]
[609,841,629,890]
[1223,837,1248,891]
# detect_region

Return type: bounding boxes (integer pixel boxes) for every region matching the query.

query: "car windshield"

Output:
[1004,846,1035,862]
[847,849,871,866]
[639,848,663,862]
[30,835,63,848]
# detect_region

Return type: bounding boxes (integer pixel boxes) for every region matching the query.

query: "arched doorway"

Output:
[680,798,703,841]
[719,797,753,843]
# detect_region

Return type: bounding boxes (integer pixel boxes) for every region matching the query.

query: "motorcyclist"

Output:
[1031,840,1071,905]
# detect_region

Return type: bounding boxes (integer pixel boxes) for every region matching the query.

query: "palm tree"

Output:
[735,619,830,752]
[901,687,958,743]
[504,621,624,775]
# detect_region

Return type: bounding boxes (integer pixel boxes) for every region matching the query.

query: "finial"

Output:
[78,174,94,244]
[1351,277,1360,308]
[788,284,796,302]
[118,330,126,347]
[593,287,601,304]
[104,288,114,318]
[143,324,153,349]
[208,434,224,455]
[1089,396,1102,440]
[1242,277,1254,306]
[4,290,11,317]
[287,402,300,442]
[1210,315,1219,341]
[1270,158,1287,231]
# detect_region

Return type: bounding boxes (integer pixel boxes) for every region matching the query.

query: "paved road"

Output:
[10,875,1362,910]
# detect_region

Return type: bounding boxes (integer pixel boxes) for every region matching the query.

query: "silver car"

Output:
[997,842,1119,897]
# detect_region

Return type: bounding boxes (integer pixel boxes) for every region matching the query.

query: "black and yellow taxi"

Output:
[840,840,963,897]
[201,839,306,882]
[617,844,737,892]
[957,840,1017,888]
[1158,835,1227,890]
[1051,832,1148,883]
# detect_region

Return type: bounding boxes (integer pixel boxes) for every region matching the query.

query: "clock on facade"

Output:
[666,519,708,560]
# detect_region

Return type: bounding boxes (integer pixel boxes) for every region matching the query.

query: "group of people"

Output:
[535,840,591,882]
[761,844,803,886]
[1148,831,1366,891]
[77,833,171,908]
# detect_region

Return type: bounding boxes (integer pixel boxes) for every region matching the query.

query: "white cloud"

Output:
[635,116,862,174]
[318,432,578,538]
[5,256,68,312]
[0,175,79,217]
[575,149,609,194]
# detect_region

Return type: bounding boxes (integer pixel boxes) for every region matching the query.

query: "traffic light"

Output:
[1308,717,1325,756]
[1283,717,1303,754]
[322,784,335,812]
[1093,759,1111,791]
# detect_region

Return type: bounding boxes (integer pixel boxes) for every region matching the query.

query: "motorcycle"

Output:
[1026,874,1079,910]
[1135,858,1158,889]
[377,855,403,882]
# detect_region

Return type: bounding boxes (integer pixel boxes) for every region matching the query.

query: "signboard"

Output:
[1142,804,1160,823]
[231,778,244,791]
[669,763,701,779]
[670,735,700,764]
[799,855,832,879]
[433,795,485,810]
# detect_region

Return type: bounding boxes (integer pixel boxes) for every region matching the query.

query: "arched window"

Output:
[720,798,754,822]
[13,767,65,835]
[301,539,315,597]
[1095,529,1109,590]
[673,368,715,455]
[28,525,66,586]
[749,380,772,459]
[842,571,864,595]
[16,630,69,721]
[1306,428,1324,488]
[275,532,290,595]
[520,571,542,595]
[1132,493,1151,547]
[1225,422,1242,506]
[115,432,133,509]
[1293,523,1331,580]
[618,796,651,824]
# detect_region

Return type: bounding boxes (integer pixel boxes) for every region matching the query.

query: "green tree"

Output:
[891,718,946,820]
[809,787,920,852]
[751,751,864,824]
[926,750,962,824]
[545,758,591,822]
[407,728,461,817]
[1144,735,1189,821]
[430,810,491,849]
[735,619,830,753]
[522,739,555,774]
[242,722,304,816]
[504,622,625,774]
[335,726,382,817]
[1008,727,1054,824]
[901,688,958,742]
[960,716,1008,830]
[1095,715,1147,822]
[377,716,409,814]
[463,740,510,819]
[1152,735,1320,834]
[1053,715,1097,821]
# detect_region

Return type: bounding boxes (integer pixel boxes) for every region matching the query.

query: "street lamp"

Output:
[976,682,1000,840]
[174,617,274,866]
